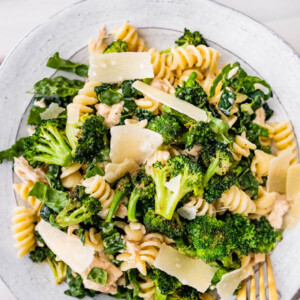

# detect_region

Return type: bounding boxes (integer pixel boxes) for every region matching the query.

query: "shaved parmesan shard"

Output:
[267,148,293,193]
[177,206,197,220]
[104,158,139,183]
[132,80,207,122]
[286,164,300,201]
[216,256,253,300]
[154,244,217,292]
[36,220,94,273]
[284,194,300,230]
[164,175,181,193]
[89,52,154,83]
[40,103,65,120]
[110,125,163,164]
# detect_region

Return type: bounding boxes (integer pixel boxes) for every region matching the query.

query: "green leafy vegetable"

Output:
[0,137,27,164]
[121,80,142,99]
[29,76,84,98]
[46,52,89,77]
[135,108,155,122]
[101,222,125,256]
[218,89,236,117]
[46,165,64,191]
[119,100,137,124]
[263,103,274,120]
[29,182,68,213]
[87,267,108,286]
[104,40,128,54]
[94,83,123,106]
[27,106,47,125]
[85,163,105,178]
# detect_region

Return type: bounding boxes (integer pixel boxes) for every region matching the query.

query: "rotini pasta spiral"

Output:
[148,49,175,84]
[217,185,256,216]
[251,186,276,218]
[111,20,147,52]
[251,150,275,183]
[176,68,204,86]
[84,228,103,251]
[82,175,114,218]
[12,206,36,257]
[124,118,148,128]
[183,195,216,217]
[271,121,298,164]
[165,45,219,74]
[232,132,257,161]
[60,163,83,189]
[146,150,170,167]
[72,81,101,107]
[13,181,42,212]
[138,277,155,300]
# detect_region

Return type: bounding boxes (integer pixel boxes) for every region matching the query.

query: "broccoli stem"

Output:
[128,192,140,222]
[105,190,124,223]
[203,157,220,186]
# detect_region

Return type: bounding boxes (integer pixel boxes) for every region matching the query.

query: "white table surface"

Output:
[0,0,299,299]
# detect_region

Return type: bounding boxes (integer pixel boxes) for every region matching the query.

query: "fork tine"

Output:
[259,262,266,300]
[236,280,247,300]
[266,254,279,300]
[249,273,256,300]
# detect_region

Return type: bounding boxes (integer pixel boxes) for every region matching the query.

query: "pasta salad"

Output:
[1,21,300,300]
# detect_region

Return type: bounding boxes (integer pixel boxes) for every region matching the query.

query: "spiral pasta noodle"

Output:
[111,20,147,52]
[146,150,170,167]
[12,207,37,258]
[82,175,115,218]
[73,81,101,107]
[271,121,298,164]
[148,49,175,84]
[14,181,42,212]
[60,163,83,189]
[176,68,204,86]
[138,277,155,300]
[183,195,216,217]
[232,132,257,161]
[124,118,148,128]
[251,186,276,218]
[84,228,103,251]
[251,150,275,183]
[217,186,256,216]
[135,96,160,114]
[165,45,219,75]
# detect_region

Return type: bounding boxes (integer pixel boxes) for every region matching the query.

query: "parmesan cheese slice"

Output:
[267,148,293,193]
[286,164,300,201]
[164,175,181,193]
[132,80,207,122]
[89,52,154,83]
[36,220,94,273]
[216,256,253,300]
[110,125,163,164]
[40,103,65,120]
[154,244,217,292]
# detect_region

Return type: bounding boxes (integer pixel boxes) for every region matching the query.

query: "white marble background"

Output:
[0,0,299,299]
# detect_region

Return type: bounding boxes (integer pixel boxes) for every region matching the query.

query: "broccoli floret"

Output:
[135,108,155,122]
[128,170,155,222]
[94,83,123,106]
[252,217,282,253]
[103,40,128,53]
[202,143,234,186]
[203,173,237,203]
[24,119,72,168]
[175,28,208,47]
[106,173,132,223]
[56,186,101,227]
[150,156,204,220]
[148,268,181,296]
[170,285,201,300]
[148,114,181,144]
[175,72,208,108]
[29,246,55,263]
[72,115,110,164]
[187,214,280,268]
[183,121,215,150]
[143,210,185,239]
[47,259,67,285]
[161,105,196,128]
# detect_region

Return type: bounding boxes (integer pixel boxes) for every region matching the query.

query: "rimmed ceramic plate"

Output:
[1,0,300,299]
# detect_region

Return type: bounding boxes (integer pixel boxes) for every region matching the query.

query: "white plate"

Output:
[0,0,300,299]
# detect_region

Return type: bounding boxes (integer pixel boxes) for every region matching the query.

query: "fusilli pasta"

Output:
[12,206,36,257]
[138,277,155,300]
[217,186,256,216]
[60,163,83,189]
[82,175,114,218]
[111,21,147,52]
[232,132,257,161]
[72,81,101,107]
[251,186,276,218]
[251,150,275,183]
[176,68,204,86]
[14,181,42,212]
[183,195,216,217]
